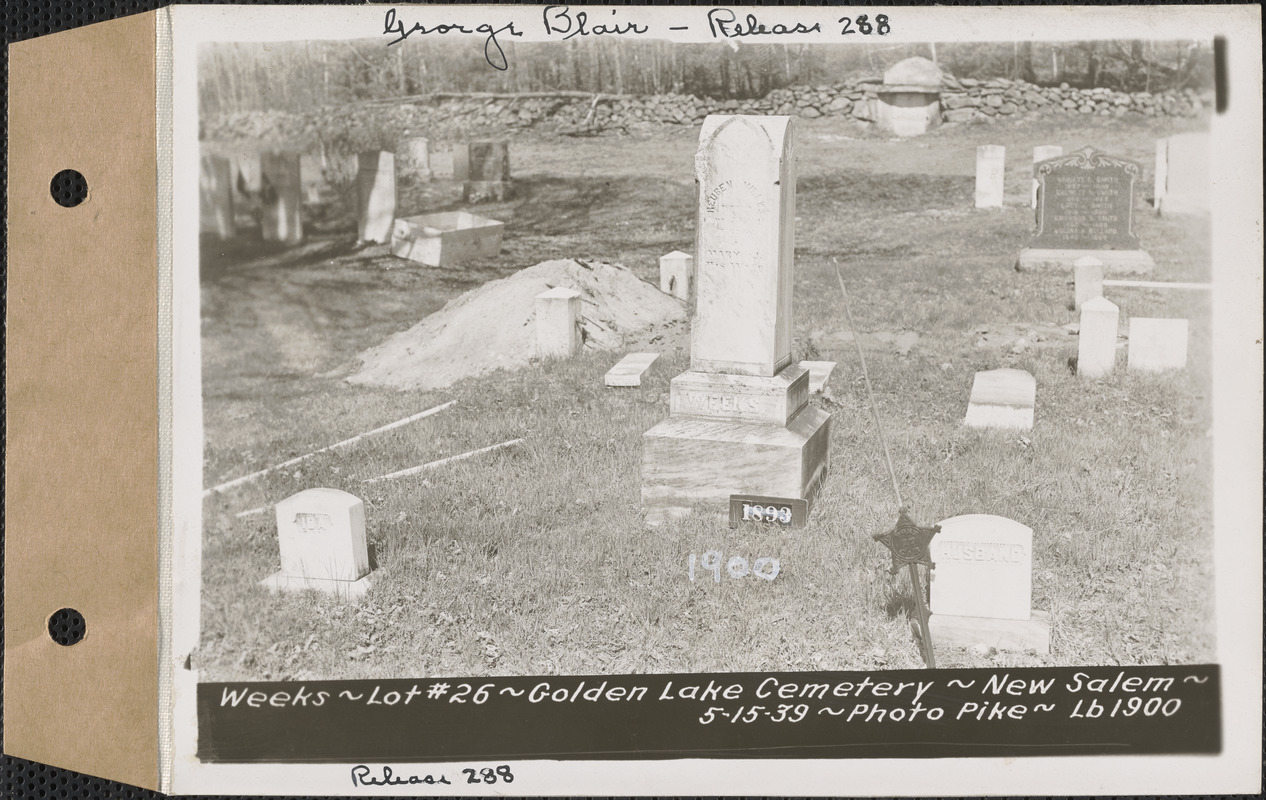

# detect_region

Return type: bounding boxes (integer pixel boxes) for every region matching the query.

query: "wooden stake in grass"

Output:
[362,438,524,484]
[203,400,457,496]
[836,267,939,668]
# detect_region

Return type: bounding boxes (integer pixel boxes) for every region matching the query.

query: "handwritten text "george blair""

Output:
[707,9,822,38]
[381,8,522,71]
[351,765,451,788]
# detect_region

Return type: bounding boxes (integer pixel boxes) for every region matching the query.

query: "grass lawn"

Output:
[197,111,1214,681]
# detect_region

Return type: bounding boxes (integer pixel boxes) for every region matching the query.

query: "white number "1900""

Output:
[689,550,780,582]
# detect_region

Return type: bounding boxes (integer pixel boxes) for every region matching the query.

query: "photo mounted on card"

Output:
[152,3,1263,795]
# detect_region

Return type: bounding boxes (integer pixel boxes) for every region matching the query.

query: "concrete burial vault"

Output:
[877,57,943,138]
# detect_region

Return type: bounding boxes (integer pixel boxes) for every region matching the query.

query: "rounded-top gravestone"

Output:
[877,57,944,137]
[260,487,374,600]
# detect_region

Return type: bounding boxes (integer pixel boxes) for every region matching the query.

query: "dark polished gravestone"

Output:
[1016,146,1154,275]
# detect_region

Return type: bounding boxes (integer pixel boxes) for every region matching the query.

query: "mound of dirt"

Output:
[348,259,686,391]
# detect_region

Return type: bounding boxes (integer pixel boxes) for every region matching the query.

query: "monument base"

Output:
[641,406,831,526]
[929,610,1050,653]
[261,571,374,601]
[463,180,511,203]
[670,366,809,426]
[1015,248,1154,275]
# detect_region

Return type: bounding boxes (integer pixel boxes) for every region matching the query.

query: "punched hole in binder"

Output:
[49,169,88,207]
[48,607,86,646]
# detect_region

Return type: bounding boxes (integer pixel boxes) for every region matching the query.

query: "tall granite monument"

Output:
[1016,146,1154,274]
[641,115,831,525]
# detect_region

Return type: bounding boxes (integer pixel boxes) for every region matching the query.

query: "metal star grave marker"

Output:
[873,507,940,574]
[873,507,940,668]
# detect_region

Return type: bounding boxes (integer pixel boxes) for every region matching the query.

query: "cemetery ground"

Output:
[198,111,1213,682]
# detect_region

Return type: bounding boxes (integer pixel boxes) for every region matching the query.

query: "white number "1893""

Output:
[742,504,793,524]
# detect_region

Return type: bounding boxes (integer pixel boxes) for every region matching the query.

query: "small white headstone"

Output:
[1127,318,1189,372]
[535,287,582,358]
[1073,256,1104,310]
[1161,132,1209,215]
[1031,145,1063,208]
[356,151,397,244]
[659,251,693,302]
[199,154,235,240]
[1077,296,1119,379]
[234,153,261,197]
[452,143,471,182]
[963,368,1035,430]
[263,488,372,599]
[1153,138,1168,211]
[930,514,1033,620]
[260,151,303,245]
[300,153,324,204]
[430,149,455,180]
[975,145,1006,208]
[605,352,660,387]
[798,360,837,394]
[400,136,432,182]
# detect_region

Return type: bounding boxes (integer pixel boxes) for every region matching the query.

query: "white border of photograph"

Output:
[167,4,1263,795]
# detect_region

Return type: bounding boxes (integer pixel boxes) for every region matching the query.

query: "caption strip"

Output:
[198,664,1219,762]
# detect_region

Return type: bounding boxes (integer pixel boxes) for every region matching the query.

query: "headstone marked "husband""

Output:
[928,514,1050,652]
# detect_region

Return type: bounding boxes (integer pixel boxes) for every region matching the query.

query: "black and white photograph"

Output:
[161,4,1261,795]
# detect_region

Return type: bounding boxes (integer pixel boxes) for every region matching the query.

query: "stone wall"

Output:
[937,75,1209,123]
[203,76,1211,150]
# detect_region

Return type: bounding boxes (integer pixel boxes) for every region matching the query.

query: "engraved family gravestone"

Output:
[641,115,831,525]
[261,488,373,600]
[928,514,1050,652]
[199,153,234,240]
[1017,146,1154,274]
[356,151,397,244]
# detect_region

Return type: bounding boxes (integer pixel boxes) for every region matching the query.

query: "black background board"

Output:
[196,666,1221,763]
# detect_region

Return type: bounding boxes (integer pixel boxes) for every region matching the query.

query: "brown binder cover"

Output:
[5,10,161,790]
